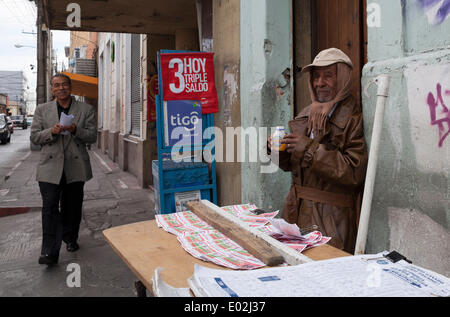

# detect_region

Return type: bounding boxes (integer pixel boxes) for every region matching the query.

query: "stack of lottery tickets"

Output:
[155,204,330,270]
[155,210,265,270]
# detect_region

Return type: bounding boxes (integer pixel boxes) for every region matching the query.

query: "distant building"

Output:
[7,101,21,116]
[0,93,7,114]
[68,31,98,76]
[0,71,28,114]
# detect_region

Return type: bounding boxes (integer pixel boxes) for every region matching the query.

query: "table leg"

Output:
[134,280,147,297]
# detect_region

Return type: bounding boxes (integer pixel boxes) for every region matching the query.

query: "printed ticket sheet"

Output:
[178,230,265,270]
[156,210,265,270]
[189,252,450,297]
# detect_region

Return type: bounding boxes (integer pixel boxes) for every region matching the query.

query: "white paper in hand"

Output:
[59,112,74,135]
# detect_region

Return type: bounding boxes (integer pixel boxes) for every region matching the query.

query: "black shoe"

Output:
[38,255,58,265]
[66,242,79,252]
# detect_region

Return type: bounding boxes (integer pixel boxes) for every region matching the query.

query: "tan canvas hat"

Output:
[301,48,353,73]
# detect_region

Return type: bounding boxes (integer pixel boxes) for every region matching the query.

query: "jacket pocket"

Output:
[39,153,53,165]
[79,147,90,161]
[39,145,57,164]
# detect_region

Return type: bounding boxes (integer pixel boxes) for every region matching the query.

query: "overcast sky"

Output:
[0,0,70,113]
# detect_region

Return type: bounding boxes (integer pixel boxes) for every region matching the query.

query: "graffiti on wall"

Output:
[404,64,449,173]
[427,83,450,147]
[417,0,450,25]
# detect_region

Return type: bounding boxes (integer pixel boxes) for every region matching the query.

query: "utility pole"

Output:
[36,0,48,105]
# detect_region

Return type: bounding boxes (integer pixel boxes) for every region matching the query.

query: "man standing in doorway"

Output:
[269,48,368,253]
[31,73,97,265]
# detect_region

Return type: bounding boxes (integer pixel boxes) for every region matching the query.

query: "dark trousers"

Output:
[38,173,85,258]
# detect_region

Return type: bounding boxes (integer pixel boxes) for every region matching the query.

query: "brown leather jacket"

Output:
[274,95,367,253]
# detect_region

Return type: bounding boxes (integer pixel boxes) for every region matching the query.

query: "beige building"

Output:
[0,93,7,114]
[7,102,21,116]
[68,31,98,75]
[70,32,98,60]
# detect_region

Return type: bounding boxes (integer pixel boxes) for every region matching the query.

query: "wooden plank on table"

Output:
[186,200,313,266]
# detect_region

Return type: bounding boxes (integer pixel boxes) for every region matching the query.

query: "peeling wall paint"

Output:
[223,64,239,127]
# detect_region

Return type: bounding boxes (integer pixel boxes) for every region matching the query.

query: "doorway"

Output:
[294,0,367,114]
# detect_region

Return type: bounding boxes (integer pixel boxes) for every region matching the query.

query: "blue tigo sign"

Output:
[164,100,202,147]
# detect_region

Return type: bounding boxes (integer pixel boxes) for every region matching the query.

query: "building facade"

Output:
[0,93,7,114]
[39,0,449,276]
[69,31,98,76]
[0,71,28,115]
[96,30,199,187]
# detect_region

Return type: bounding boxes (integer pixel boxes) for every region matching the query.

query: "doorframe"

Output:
[293,0,314,116]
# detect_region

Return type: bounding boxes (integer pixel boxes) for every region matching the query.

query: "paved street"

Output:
[0,127,32,190]
[0,129,156,296]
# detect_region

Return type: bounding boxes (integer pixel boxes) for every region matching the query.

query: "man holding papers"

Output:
[30,73,97,265]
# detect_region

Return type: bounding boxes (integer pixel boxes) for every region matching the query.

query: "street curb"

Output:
[0,206,41,218]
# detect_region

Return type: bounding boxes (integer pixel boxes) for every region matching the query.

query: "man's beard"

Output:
[316,92,334,103]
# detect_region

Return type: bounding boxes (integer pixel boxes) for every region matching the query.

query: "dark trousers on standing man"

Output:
[39,173,85,259]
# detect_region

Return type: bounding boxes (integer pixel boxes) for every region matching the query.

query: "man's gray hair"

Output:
[51,73,72,86]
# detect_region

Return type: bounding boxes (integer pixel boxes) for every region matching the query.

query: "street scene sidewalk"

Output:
[0,145,156,296]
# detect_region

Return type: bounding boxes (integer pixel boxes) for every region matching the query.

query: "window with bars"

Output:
[130,34,141,137]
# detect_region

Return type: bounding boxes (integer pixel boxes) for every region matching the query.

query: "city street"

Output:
[0,127,32,189]
[0,129,157,296]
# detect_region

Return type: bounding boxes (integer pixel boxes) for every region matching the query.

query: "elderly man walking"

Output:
[269,48,368,253]
[30,73,97,265]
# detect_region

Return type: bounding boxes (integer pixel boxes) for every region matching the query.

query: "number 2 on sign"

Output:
[169,58,185,93]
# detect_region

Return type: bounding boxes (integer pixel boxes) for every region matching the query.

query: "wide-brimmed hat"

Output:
[301,48,353,73]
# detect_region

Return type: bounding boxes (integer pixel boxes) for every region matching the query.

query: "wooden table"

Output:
[103,220,350,296]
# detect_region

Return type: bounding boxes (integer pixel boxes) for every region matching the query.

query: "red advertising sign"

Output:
[160,52,219,114]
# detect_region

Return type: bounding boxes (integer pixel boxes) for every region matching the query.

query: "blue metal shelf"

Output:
[163,184,216,195]
[154,49,218,214]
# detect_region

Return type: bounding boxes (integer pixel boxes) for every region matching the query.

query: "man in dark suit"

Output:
[30,73,97,265]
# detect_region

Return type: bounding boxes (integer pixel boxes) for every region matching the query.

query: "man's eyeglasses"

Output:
[52,82,70,88]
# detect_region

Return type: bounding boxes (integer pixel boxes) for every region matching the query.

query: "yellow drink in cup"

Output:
[271,126,287,152]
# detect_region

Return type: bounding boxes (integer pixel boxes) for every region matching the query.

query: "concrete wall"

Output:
[362,0,450,276]
[240,0,293,211]
[211,0,292,209]
[213,0,242,206]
